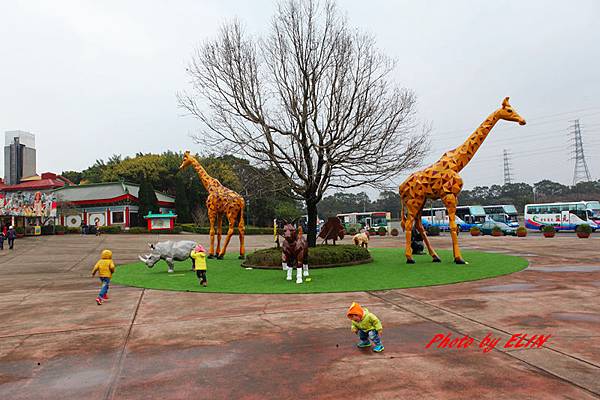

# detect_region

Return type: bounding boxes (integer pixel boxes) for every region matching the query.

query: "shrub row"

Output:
[179,225,273,235]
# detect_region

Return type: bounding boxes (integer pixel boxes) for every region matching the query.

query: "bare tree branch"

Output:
[178,0,429,245]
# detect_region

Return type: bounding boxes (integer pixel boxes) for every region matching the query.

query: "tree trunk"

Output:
[306,199,318,248]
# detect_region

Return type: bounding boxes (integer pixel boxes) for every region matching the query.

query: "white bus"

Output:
[421,205,485,231]
[524,201,598,231]
[483,204,519,228]
[337,211,390,232]
[585,200,600,226]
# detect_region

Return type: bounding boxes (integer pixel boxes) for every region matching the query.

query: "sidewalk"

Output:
[0,234,598,399]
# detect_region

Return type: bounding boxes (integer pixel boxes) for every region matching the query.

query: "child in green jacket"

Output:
[347,302,384,352]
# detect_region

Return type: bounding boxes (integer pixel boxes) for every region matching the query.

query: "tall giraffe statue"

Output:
[399,97,526,264]
[179,151,246,259]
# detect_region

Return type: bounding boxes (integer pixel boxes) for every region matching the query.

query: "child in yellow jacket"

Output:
[347,302,384,352]
[190,244,207,287]
[91,249,116,305]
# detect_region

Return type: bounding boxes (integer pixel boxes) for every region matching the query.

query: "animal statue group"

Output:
[138,240,197,272]
[281,222,309,283]
[179,151,246,259]
[400,97,526,264]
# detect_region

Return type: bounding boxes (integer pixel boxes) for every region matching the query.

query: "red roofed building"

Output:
[0,172,73,192]
[53,182,175,229]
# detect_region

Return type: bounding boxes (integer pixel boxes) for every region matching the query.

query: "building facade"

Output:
[53,182,175,229]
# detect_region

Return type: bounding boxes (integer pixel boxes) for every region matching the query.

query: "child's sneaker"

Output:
[95,297,103,305]
[372,345,384,352]
[356,341,371,348]
[102,294,109,301]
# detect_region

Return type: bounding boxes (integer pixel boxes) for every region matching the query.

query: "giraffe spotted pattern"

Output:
[180,151,246,260]
[399,97,526,264]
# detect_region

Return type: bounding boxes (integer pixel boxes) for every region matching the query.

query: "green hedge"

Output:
[123,226,182,234]
[244,244,371,268]
[180,225,273,235]
[66,227,80,234]
[99,226,122,234]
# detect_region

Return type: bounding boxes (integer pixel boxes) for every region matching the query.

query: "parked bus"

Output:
[585,200,600,226]
[336,211,390,232]
[524,201,598,231]
[420,205,485,231]
[483,204,519,227]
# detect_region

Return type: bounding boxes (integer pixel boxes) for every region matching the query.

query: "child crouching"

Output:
[191,244,207,287]
[347,302,384,352]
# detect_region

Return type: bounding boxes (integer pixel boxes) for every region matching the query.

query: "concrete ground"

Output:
[0,232,599,400]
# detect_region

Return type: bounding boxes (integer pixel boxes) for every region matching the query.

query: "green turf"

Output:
[111,248,528,294]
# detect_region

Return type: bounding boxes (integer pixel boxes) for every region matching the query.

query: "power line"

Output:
[431,107,600,140]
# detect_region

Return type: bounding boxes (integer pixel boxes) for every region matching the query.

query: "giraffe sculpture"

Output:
[399,97,526,264]
[179,151,246,259]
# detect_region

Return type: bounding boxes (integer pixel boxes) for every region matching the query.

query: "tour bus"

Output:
[336,211,390,232]
[585,200,600,226]
[482,205,520,228]
[420,205,485,231]
[524,201,598,231]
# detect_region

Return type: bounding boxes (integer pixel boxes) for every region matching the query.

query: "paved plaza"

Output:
[0,233,599,399]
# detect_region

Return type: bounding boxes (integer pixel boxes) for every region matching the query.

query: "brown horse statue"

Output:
[281,221,309,283]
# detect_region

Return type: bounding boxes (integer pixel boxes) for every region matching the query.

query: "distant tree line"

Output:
[316,180,600,218]
[62,152,303,227]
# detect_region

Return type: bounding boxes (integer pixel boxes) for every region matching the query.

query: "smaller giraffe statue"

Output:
[179,151,246,259]
[399,97,526,264]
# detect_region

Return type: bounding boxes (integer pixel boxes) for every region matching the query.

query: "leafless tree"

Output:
[179,0,429,246]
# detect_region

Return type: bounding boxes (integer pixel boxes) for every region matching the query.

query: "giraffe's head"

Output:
[497,97,526,125]
[179,151,193,171]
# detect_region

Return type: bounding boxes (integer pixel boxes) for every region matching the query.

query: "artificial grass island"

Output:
[112,246,528,294]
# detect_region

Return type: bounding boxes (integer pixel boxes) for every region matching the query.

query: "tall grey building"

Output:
[4,130,37,185]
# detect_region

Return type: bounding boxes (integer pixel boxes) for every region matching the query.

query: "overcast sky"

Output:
[1,0,599,196]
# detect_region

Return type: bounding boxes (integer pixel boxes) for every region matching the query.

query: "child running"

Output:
[91,249,116,305]
[190,244,208,287]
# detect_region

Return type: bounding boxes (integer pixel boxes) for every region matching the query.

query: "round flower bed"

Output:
[470,227,481,236]
[516,226,527,237]
[242,244,372,269]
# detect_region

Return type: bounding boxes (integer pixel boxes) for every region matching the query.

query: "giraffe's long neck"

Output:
[443,110,501,173]
[190,158,218,192]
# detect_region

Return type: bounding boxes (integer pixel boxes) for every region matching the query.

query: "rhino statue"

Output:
[138,240,197,273]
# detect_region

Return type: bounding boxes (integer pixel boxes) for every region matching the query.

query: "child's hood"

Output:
[347,302,366,319]
[101,249,113,260]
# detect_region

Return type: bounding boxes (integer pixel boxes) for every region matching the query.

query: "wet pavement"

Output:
[0,233,599,399]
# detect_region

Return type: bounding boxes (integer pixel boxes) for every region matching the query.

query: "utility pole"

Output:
[570,119,592,185]
[503,149,513,185]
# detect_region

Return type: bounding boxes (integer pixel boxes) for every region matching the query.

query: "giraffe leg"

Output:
[208,209,217,258]
[238,206,245,259]
[218,210,237,259]
[404,214,416,264]
[415,216,441,262]
[441,194,466,264]
[215,214,223,257]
